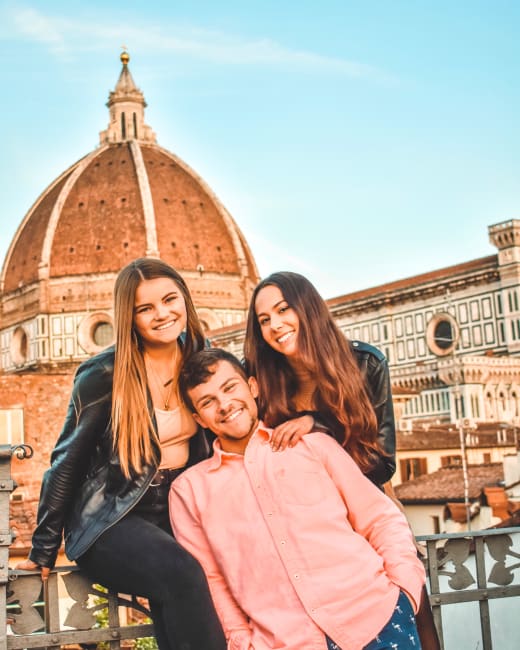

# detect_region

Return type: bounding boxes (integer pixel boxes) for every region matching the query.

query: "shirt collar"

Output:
[205,421,272,471]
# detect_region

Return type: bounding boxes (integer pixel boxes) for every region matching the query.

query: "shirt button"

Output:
[280,540,286,545]
[294,574,299,579]
[267,512,273,516]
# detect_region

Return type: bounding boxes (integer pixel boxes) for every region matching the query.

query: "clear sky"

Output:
[0,1,518,298]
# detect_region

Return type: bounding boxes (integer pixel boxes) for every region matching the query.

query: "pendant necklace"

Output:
[145,345,179,410]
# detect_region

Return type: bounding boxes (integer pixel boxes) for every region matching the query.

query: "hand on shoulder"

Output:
[270,415,314,451]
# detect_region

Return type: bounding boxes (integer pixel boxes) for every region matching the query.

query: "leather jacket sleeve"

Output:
[29,354,113,568]
[351,341,396,486]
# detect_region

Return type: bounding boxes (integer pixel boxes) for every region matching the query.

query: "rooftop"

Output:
[394,463,504,504]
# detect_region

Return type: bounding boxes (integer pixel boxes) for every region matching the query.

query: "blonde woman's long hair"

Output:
[112,258,205,477]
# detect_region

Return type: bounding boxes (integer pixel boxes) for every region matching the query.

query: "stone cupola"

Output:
[0,52,259,372]
[99,51,156,145]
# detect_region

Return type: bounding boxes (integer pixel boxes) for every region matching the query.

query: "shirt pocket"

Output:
[274,469,325,506]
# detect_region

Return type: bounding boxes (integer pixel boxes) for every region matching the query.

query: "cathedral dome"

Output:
[0,52,258,369]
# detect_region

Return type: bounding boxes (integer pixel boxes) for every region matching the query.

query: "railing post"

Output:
[425,536,445,650]
[474,535,493,649]
[0,444,33,650]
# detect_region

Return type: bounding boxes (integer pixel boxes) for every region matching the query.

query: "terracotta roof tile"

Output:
[394,464,504,503]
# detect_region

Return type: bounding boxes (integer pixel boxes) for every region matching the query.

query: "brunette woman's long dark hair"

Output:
[244,271,381,473]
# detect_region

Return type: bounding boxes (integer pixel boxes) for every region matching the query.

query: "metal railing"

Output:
[417,528,520,650]
[2,444,519,649]
[1,445,154,650]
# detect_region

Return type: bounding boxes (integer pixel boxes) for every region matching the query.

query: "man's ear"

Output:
[248,376,259,399]
[192,411,204,428]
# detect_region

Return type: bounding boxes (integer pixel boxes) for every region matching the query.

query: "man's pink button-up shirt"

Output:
[169,426,425,650]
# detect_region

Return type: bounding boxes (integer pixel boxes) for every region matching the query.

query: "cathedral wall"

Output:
[0,372,74,551]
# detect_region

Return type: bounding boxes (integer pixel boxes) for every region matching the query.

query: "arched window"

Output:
[485,392,494,419]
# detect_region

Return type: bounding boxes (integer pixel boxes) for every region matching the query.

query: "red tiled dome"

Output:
[2,142,257,289]
[0,53,258,333]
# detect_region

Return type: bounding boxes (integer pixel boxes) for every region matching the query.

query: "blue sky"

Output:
[0,1,519,298]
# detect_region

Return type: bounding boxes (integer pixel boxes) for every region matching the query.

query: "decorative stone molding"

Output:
[9,326,28,367]
[426,312,459,357]
[77,312,114,355]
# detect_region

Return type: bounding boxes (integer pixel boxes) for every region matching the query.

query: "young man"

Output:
[169,349,425,650]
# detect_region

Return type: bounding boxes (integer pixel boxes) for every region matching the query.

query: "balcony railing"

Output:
[1,444,155,650]
[417,527,520,649]
[2,444,519,649]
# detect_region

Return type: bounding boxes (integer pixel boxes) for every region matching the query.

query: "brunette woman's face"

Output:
[255,285,300,358]
[133,277,187,349]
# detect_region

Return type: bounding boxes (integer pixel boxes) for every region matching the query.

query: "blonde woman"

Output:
[17,258,226,650]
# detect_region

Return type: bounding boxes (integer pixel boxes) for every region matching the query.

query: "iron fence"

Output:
[2,444,519,649]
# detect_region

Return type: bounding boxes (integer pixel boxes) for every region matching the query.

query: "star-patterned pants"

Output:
[326,591,422,650]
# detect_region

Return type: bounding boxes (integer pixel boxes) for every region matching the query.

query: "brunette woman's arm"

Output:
[269,414,315,451]
[352,341,396,486]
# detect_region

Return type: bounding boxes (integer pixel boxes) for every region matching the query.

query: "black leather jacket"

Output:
[310,341,396,487]
[29,346,210,569]
[351,341,396,486]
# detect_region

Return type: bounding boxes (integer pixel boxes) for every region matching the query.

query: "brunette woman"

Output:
[244,271,440,650]
[17,258,226,650]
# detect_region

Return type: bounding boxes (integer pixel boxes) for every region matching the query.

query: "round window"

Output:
[10,326,28,366]
[426,313,459,356]
[433,320,455,350]
[195,308,221,332]
[78,312,115,354]
[93,322,114,347]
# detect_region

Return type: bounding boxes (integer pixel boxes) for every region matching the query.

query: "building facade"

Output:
[212,220,520,430]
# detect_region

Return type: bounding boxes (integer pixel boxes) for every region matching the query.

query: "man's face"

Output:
[189,360,259,454]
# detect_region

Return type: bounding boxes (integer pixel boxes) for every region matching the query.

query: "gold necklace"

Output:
[145,346,179,410]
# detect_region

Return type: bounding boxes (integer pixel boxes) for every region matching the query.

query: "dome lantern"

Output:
[99,51,156,145]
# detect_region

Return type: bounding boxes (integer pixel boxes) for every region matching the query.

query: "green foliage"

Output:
[133,623,158,650]
[93,584,109,650]
[91,585,157,650]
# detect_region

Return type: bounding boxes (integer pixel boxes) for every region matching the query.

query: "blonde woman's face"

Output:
[255,285,300,358]
[133,277,187,348]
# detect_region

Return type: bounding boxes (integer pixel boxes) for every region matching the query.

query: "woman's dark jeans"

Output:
[77,483,226,650]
